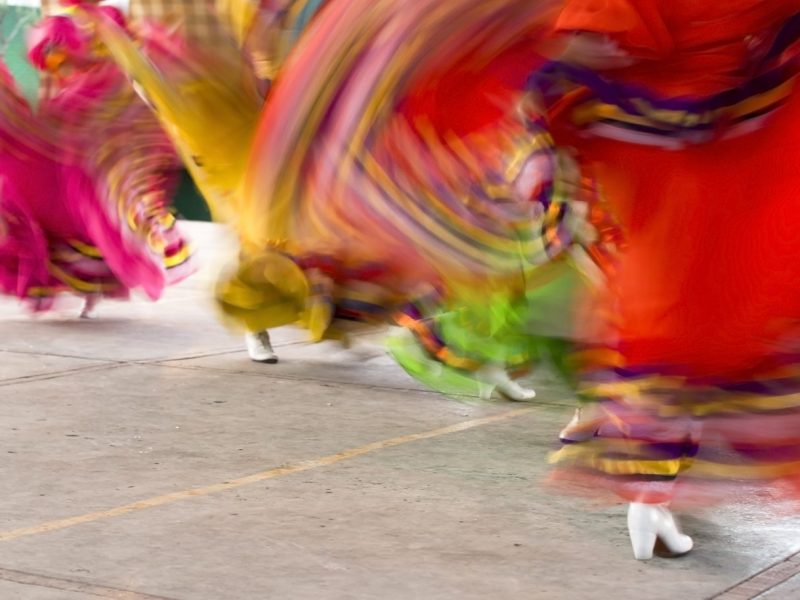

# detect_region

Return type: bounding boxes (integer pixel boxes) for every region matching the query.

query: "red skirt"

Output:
[548,86,800,508]
[559,89,800,380]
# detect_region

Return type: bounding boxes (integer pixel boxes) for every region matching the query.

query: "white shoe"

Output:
[245,331,278,364]
[477,364,536,401]
[80,295,99,319]
[627,503,693,560]
[558,406,601,443]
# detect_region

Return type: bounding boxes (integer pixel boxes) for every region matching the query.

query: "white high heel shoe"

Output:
[245,330,278,364]
[477,364,536,401]
[627,503,693,560]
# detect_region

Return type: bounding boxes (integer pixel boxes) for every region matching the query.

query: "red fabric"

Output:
[548,1,800,378]
[556,0,800,96]
[553,89,800,379]
[399,36,546,137]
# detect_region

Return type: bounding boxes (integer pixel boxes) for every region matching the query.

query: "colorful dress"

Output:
[237,0,603,355]
[0,8,193,310]
[89,0,611,381]
[544,0,800,506]
[82,1,337,335]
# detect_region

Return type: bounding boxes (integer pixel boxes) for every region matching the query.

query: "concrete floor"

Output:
[0,222,799,600]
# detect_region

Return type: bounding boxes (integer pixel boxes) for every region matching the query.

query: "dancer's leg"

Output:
[80,294,100,319]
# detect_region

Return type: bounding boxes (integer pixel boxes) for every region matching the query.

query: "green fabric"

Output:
[389,261,588,399]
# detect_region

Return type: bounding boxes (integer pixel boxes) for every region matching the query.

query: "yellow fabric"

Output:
[215,0,259,46]
[85,7,261,231]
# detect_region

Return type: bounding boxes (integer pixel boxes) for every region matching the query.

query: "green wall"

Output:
[3,5,40,104]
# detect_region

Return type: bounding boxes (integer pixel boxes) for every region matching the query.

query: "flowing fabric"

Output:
[87,0,800,507]
[89,0,606,357]
[239,0,622,384]
[236,0,605,352]
[86,14,260,225]
[544,0,800,507]
[0,10,193,310]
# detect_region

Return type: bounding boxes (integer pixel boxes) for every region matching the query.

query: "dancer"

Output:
[0,4,193,316]
[85,0,800,559]
[210,0,800,557]
[81,0,334,364]
[537,0,800,559]
[232,1,332,365]
[219,0,585,398]
[84,0,561,391]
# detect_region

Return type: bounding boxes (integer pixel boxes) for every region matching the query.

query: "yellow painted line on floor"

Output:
[0,407,535,543]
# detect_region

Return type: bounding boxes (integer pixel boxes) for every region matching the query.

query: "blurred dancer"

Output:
[82,1,332,363]
[85,0,556,388]
[540,0,800,559]
[84,0,800,558]
[229,1,331,364]
[218,0,578,396]
[0,3,193,317]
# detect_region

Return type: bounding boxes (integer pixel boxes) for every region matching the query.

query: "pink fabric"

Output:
[0,19,193,309]
[26,15,89,70]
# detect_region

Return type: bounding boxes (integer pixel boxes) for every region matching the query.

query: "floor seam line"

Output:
[0,348,121,362]
[710,549,800,599]
[0,565,178,600]
[0,363,129,388]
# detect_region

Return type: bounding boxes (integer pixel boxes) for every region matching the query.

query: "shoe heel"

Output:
[628,529,656,561]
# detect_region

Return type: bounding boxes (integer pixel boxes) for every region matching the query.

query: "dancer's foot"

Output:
[245,331,278,363]
[80,295,99,319]
[627,503,693,560]
[558,405,603,443]
[477,364,536,401]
